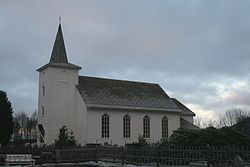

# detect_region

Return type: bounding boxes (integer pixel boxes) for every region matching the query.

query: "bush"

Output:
[168,127,250,146]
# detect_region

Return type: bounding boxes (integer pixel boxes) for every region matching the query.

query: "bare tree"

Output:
[219,107,250,127]
[27,110,37,139]
[194,116,205,128]
[15,112,29,140]
[13,118,20,140]
[16,112,28,128]
[194,115,218,128]
[14,111,38,141]
[207,120,219,127]
[194,108,250,129]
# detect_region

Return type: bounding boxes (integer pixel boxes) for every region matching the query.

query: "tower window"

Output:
[143,115,150,138]
[102,114,109,138]
[42,85,45,96]
[162,116,168,139]
[123,114,130,138]
[41,106,45,116]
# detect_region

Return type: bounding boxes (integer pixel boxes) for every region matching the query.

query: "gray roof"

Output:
[50,24,68,63]
[171,98,196,116]
[37,24,81,72]
[180,118,200,130]
[77,76,180,112]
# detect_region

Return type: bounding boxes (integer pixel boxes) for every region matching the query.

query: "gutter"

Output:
[87,104,182,113]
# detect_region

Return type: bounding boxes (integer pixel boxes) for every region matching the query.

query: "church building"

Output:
[37,24,198,146]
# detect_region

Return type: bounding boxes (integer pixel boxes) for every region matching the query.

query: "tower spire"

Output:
[49,23,68,63]
[37,21,81,72]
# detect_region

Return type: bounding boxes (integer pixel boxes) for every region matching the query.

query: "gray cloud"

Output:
[0,0,250,121]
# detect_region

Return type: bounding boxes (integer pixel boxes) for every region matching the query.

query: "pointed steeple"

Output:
[37,23,81,72]
[49,24,68,63]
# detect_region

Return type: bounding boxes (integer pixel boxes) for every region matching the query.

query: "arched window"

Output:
[162,116,168,139]
[123,114,130,138]
[41,106,45,116]
[42,85,45,96]
[102,114,109,138]
[143,115,150,138]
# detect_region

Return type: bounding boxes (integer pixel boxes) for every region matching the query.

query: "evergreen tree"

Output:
[54,126,77,148]
[0,90,14,146]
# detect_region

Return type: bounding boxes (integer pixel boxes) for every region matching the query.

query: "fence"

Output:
[1,145,250,166]
[97,146,207,166]
[55,148,96,163]
[0,146,53,156]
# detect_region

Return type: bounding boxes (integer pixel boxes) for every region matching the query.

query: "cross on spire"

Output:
[59,16,61,25]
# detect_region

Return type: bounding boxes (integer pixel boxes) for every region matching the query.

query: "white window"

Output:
[143,115,150,138]
[41,106,45,116]
[162,116,168,139]
[102,114,109,138]
[123,114,130,138]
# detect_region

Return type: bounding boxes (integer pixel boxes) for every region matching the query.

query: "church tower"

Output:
[37,24,81,144]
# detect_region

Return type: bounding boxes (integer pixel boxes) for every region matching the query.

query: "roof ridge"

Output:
[171,98,195,116]
[79,75,159,86]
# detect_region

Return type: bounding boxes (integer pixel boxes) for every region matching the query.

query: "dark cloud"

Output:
[0,0,250,121]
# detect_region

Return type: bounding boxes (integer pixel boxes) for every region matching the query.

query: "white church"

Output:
[37,24,198,146]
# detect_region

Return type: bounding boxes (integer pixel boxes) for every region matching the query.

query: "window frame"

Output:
[101,114,110,138]
[143,115,150,138]
[162,116,168,139]
[123,114,131,138]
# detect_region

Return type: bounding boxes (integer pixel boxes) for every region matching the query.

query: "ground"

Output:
[0,161,187,167]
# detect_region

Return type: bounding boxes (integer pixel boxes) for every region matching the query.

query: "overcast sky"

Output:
[1,0,250,122]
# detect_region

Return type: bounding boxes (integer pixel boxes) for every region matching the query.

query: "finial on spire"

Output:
[59,16,61,25]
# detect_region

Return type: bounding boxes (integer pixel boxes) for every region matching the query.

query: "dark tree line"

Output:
[169,108,250,146]
[168,127,250,146]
